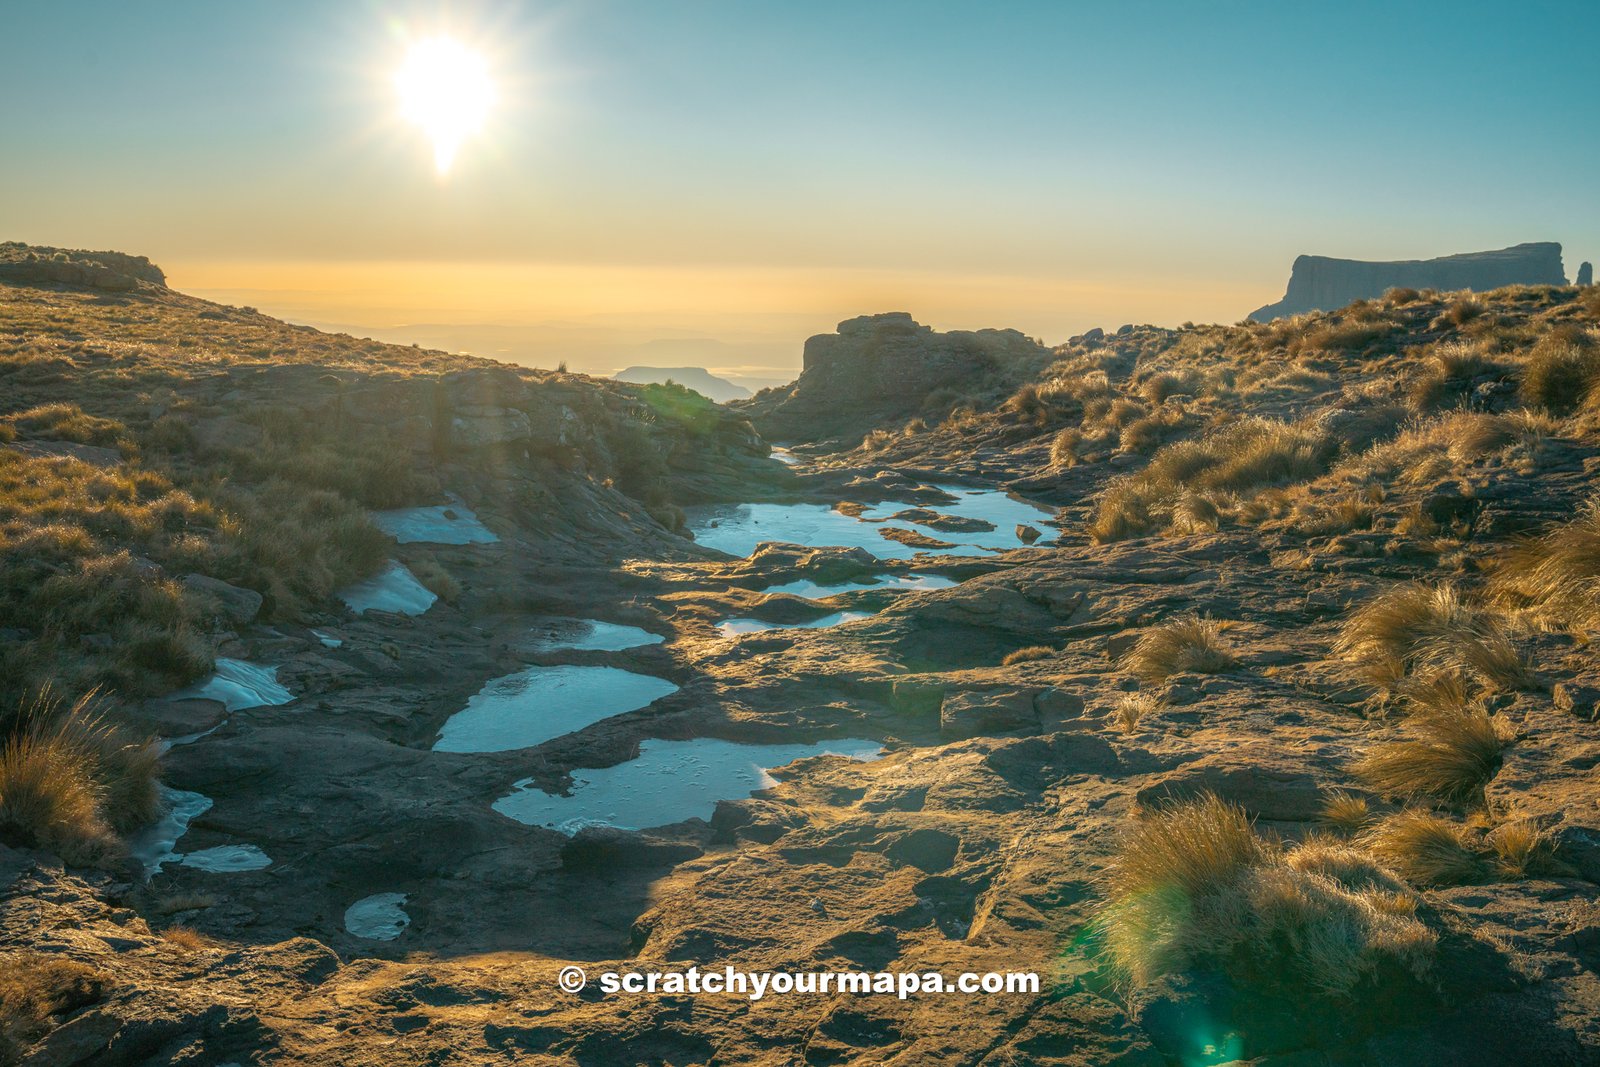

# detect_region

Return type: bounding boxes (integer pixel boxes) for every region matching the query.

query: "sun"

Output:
[394,36,495,176]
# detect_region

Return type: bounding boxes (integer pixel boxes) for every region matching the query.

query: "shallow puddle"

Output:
[432,665,680,753]
[494,737,882,833]
[372,498,498,545]
[170,658,292,712]
[180,844,272,872]
[716,610,873,637]
[761,574,958,599]
[526,619,664,652]
[344,893,410,940]
[338,560,438,615]
[686,486,1052,559]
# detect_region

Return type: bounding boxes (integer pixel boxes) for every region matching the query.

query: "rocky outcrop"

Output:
[0,242,166,290]
[736,313,1049,444]
[1249,242,1567,321]
[1580,262,1594,287]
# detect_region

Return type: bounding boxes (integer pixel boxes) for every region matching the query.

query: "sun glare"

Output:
[394,36,495,176]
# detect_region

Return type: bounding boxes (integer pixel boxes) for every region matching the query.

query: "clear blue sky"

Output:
[1,1,1594,372]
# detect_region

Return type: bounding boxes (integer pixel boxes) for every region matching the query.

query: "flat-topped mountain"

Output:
[737,312,1050,444]
[613,365,751,402]
[1249,241,1567,321]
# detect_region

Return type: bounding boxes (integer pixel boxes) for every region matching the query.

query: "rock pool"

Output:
[432,665,680,753]
[494,737,882,832]
[338,560,437,616]
[686,485,1053,559]
[525,619,664,652]
[716,610,873,637]
[372,498,498,545]
[344,893,410,940]
[170,658,292,712]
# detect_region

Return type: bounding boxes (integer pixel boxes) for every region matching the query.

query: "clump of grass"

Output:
[1091,418,1335,541]
[159,926,217,954]
[1486,820,1556,879]
[1520,332,1599,414]
[1049,427,1083,467]
[1123,615,1238,683]
[3,402,126,446]
[409,558,461,602]
[1099,794,1434,995]
[0,952,109,1064]
[1001,645,1054,666]
[1361,810,1483,886]
[0,689,159,867]
[1320,791,1372,834]
[1111,692,1164,733]
[1334,582,1527,692]
[1491,499,1600,632]
[1353,702,1509,805]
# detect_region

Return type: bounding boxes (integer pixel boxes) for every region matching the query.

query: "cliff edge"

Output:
[1249,242,1566,321]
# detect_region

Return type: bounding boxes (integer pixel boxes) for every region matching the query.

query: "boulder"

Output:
[940,688,1041,738]
[1248,242,1567,322]
[449,405,532,448]
[181,574,263,626]
[1015,524,1042,544]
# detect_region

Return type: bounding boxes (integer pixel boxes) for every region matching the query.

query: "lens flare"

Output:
[393,36,494,175]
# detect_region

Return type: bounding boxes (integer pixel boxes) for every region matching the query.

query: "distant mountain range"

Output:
[612,366,753,403]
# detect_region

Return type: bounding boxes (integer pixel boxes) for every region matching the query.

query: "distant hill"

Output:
[1249,242,1566,321]
[613,365,751,402]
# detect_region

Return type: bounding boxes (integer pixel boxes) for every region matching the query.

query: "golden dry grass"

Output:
[1491,499,1600,632]
[1319,791,1373,834]
[1111,692,1165,734]
[1353,703,1509,805]
[1486,820,1556,879]
[0,952,108,1065]
[1001,645,1054,666]
[1334,582,1528,692]
[1123,615,1238,683]
[0,689,158,867]
[1099,794,1434,995]
[1361,810,1483,886]
[1091,417,1335,541]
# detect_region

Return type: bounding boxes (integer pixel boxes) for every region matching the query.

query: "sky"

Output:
[3,1,1596,383]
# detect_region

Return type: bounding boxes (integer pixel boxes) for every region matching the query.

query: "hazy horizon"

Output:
[5,1,1596,378]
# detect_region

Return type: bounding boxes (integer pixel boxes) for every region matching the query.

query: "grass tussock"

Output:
[1099,794,1434,996]
[1486,820,1556,878]
[1491,499,1600,632]
[0,952,109,1065]
[0,689,158,867]
[1001,645,1054,666]
[1360,810,1483,886]
[1353,702,1509,805]
[1320,791,1373,834]
[1520,331,1599,414]
[1111,692,1165,734]
[1091,417,1335,541]
[1123,615,1238,683]
[1334,582,1528,692]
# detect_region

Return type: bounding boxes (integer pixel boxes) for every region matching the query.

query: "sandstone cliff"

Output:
[1249,242,1566,321]
[737,312,1049,444]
